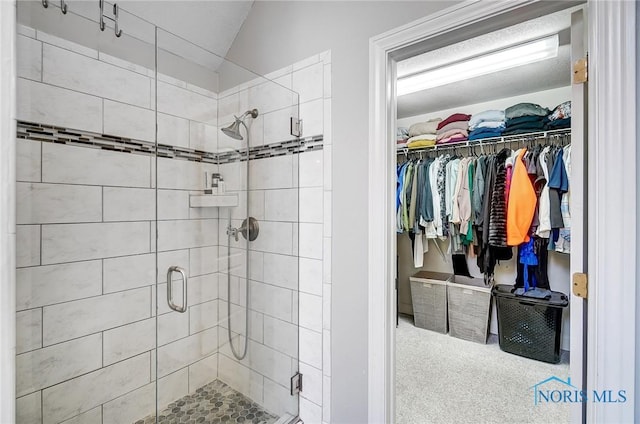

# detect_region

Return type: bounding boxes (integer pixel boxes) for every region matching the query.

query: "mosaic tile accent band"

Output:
[17,121,323,164]
[137,380,279,424]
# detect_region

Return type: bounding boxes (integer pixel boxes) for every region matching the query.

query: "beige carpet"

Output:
[396,315,571,424]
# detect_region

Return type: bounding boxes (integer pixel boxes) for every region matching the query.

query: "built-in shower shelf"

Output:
[189,194,238,208]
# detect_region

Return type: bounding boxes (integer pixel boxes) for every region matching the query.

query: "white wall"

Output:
[0,1,17,423]
[224,2,460,422]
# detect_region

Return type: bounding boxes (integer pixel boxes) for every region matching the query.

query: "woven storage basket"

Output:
[447,276,492,343]
[409,271,452,333]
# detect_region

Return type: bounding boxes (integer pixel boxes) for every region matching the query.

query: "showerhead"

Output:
[221,108,259,141]
[221,120,243,140]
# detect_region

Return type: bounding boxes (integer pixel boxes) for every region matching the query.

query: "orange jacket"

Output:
[507,149,537,246]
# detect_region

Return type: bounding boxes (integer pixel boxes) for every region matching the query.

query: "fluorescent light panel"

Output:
[397,34,559,96]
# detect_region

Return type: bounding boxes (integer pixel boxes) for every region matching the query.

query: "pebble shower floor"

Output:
[137,380,278,424]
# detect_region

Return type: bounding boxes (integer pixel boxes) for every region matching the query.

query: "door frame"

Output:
[0,1,16,423]
[367,1,637,423]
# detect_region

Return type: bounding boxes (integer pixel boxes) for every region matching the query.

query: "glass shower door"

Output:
[155,28,301,423]
[15,3,159,423]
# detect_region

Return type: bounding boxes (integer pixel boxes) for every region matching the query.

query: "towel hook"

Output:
[60,0,67,13]
[99,0,123,37]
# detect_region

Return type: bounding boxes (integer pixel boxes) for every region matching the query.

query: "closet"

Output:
[393,5,584,423]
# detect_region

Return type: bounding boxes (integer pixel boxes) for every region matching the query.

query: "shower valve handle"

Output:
[226,225,240,242]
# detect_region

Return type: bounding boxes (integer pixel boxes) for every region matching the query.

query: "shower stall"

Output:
[15,2,302,423]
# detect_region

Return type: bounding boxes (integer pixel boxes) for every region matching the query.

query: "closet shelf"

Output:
[190,193,238,208]
[397,128,571,156]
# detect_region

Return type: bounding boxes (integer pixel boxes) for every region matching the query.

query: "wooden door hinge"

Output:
[572,273,588,299]
[573,56,588,84]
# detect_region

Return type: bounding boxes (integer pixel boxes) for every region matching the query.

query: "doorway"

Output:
[369,1,638,423]
[393,6,580,423]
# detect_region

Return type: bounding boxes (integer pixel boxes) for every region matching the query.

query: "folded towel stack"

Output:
[468,109,505,141]
[436,113,471,144]
[503,102,550,136]
[406,118,441,148]
[544,101,571,130]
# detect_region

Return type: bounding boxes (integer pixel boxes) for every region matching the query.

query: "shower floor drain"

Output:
[137,380,278,424]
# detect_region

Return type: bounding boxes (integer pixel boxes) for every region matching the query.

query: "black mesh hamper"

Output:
[492,284,568,363]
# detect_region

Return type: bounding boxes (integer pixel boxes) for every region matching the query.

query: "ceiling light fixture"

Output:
[397,34,559,96]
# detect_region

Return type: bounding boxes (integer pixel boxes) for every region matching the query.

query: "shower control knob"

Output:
[240,217,259,242]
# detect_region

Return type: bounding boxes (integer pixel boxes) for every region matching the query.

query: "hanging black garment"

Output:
[514,237,550,290]
[477,150,513,283]
[452,254,472,277]
[488,149,510,247]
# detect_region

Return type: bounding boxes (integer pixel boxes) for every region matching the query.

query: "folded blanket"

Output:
[505,102,550,119]
[407,139,436,149]
[468,125,504,138]
[437,134,467,144]
[407,134,436,143]
[437,113,471,130]
[504,120,546,133]
[545,117,571,130]
[502,126,545,136]
[469,110,505,129]
[473,120,505,130]
[468,130,503,141]
[408,119,442,137]
[436,128,468,141]
[436,120,469,134]
[506,115,546,126]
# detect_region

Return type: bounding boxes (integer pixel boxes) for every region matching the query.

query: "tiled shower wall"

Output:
[15,23,332,424]
[15,24,221,424]
[206,52,332,422]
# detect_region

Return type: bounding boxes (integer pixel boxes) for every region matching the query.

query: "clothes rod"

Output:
[397,128,571,156]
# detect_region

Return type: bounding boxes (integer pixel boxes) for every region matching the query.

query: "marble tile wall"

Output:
[15,134,223,423]
[16,27,218,154]
[215,51,332,423]
[15,22,332,424]
[15,25,222,424]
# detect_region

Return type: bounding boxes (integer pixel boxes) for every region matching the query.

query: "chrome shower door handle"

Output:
[166,266,187,313]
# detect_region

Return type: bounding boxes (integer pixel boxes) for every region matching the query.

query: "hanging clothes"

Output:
[488,149,510,247]
[535,146,552,238]
[458,159,474,242]
[507,148,537,246]
[556,145,571,254]
[437,155,451,237]
[396,128,571,286]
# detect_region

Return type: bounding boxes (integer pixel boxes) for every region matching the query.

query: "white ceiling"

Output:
[396,8,575,119]
[17,0,253,76]
[116,1,253,60]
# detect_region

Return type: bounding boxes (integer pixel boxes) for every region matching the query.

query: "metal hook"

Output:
[60,0,67,13]
[113,3,122,37]
[99,0,123,37]
[42,0,48,8]
[99,0,106,31]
